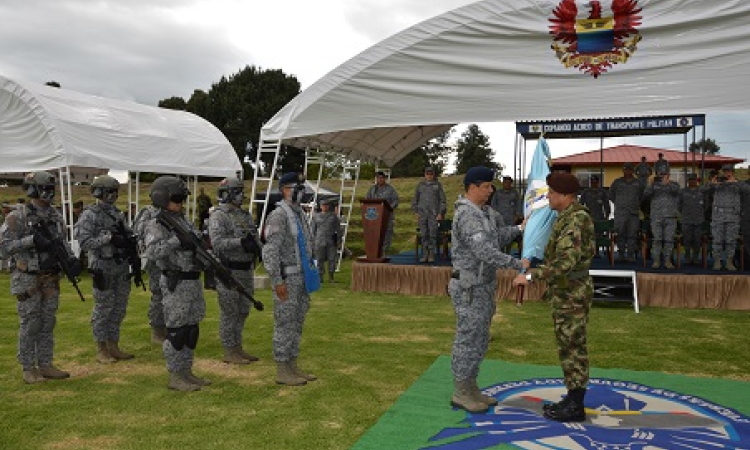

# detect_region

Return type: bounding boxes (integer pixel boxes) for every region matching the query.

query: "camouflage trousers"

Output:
[15,273,61,369]
[614,214,640,257]
[650,217,677,261]
[315,243,338,277]
[448,280,496,381]
[272,275,310,362]
[711,219,740,263]
[382,217,395,256]
[147,266,165,328]
[91,266,131,342]
[548,279,593,390]
[216,270,253,349]
[163,341,195,373]
[418,214,439,253]
[160,278,206,373]
[682,222,703,255]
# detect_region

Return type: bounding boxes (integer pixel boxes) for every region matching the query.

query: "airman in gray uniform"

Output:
[700,165,750,271]
[634,156,652,188]
[654,153,670,177]
[144,176,211,391]
[0,172,79,383]
[412,167,446,263]
[448,167,528,414]
[644,169,681,269]
[579,175,610,221]
[365,171,399,256]
[680,174,704,265]
[75,175,135,363]
[609,163,643,262]
[208,178,261,365]
[262,172,319,386]
[490,176,523,226]
[741,176,750,270]
[311,199,341,283]
[133,203,166,343]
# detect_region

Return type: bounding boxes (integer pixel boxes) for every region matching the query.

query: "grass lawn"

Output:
[1,259,749,450]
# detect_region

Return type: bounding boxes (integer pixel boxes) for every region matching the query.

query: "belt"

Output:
[224,260,254,270]
[163,271,201,280]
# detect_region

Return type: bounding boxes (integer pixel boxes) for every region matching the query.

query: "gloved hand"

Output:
[177,233,196,251]
[110,234,128,248]
[33,231,53,251]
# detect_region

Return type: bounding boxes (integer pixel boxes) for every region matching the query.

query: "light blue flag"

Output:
[521,137,557,264]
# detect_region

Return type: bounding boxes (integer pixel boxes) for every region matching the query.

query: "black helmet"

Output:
[22,171,56,200]
[217,178,244,205]
[150,176,191,208]
[91,175,120,203]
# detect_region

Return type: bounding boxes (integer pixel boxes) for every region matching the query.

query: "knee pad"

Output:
[186,324,199,350]
[166,326,191,351]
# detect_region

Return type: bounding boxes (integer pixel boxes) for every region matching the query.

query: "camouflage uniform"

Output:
[133,205,165,336]
[701,181,750,268]
[311,205,341,281]
[609,176,643,260]
[365,183,399,255]
[680,184,705,263]
[644,180,681,266]
[579,186,610,221]
[412,179,446,259]
[144,211,208,378]
[634,162,652,187]
[76,203,133,347]
[0,203,73,379]
[528,202,594,391]
[208,203,259,356]
[449,198,523,383]
[490,187,522,226]
[741,180,750,270]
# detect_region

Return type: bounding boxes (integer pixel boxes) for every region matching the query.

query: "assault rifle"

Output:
[32,221,85,302]
[112,219,146,291]
[156,211,264,311]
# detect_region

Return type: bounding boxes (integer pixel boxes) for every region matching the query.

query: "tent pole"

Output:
[135,172,140,224]
[683,133,688,188]
[127,171,133,224]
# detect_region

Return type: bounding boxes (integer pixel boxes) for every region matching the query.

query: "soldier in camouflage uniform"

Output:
[514,172,594,422]
[490,176,523,226]
[609,163,643,262]
[680,174,704,265]
[75,175,135,363]
[449,167,528,414]
[412,167,446,263]
[644,168,681,269]
[144,176,211,391]
[133,202,166,344]
[263,172,320,386]
[634,156,652,188]
[0,172,80,383]
[579,175,610,221]
[741,175,750,271]
[700,165,750,271]
[208,178,262,365]
[311,199,341,283]
[365,171,399,256]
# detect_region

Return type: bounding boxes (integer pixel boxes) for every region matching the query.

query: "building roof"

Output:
[551,145,744,168]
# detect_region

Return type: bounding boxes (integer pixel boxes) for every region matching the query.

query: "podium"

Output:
[359,198,392,263]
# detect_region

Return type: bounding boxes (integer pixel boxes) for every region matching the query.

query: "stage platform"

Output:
[351,251,750,310]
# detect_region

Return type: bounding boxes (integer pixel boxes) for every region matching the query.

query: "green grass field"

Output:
[1,261,749,450]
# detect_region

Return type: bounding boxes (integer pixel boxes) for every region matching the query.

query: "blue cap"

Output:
[279,172,302,187]
[464,166,496,185]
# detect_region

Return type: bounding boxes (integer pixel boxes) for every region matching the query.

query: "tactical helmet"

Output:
[150,176,191,208]
[91,175,120,203]
[22,171,56,200]
[217,178,244,205]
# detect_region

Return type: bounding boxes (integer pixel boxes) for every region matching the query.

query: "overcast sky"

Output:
[2,0,749,172]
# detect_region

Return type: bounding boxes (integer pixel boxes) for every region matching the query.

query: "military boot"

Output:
[237,347,259,362]
[22,368,46,384]
[97,342,117,364]
[276,361,307,386]
[664,258,675,269]
[426,249,435,263]
[328,273,335,283]
[651,260,661,269]
[627,253,637,263]
[727,260,737,272]
[543,388,586,422]
[223,346,251,365]
[107,341,134,360]
[471,379,498,406]
[290,358,317,382]
[168,371,201,392]
[151,326,167,344]
[185,370,212,386]
[419,251,429,263]
[450,379,489,414]
[38,365,70,379]
[713,259,722,270]
[318,272,325,283]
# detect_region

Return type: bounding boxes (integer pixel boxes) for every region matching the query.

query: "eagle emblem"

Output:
[549,0,643,78]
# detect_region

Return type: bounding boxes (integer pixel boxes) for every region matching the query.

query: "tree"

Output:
[158,96,187,111]
[689,138,720,155]
[454,124,498,174]
[391,127,455,177]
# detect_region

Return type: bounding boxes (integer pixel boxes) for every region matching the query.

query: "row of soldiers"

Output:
[0,171,323,390]
[579,163,750,270]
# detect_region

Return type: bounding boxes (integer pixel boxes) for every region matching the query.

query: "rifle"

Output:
[112,219,146,291]
[32,221,85,302]
[156,211,264,311]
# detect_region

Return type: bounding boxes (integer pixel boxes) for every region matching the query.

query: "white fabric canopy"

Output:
[0,75,241,177]
[262,0,750,166]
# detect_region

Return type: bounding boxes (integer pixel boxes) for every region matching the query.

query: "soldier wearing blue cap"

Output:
[448,166,529,414]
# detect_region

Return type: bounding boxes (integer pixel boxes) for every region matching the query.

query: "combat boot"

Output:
[544,388,586,422]
[627,253,637,263]
[328,273,335,283]
[22,368,46,384]
[651,260,661,269]
[450,379,489,414]
[151,326,167,344]
[168,371,201,392]
[713,260,722,270]
[276,361,307,386]
[426,249,435,263]
[318,272,325,283]
[471,379,498,406]
[237,347,259,362]
[223,346,251,365]
[97,341,117,364]
[185,370,212,386]
[419,251,429,263]
[727,260,737,272]
[290,358,317,381]
[664,259,675,269]
[38,364,70,379]
[107,341,134,360]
